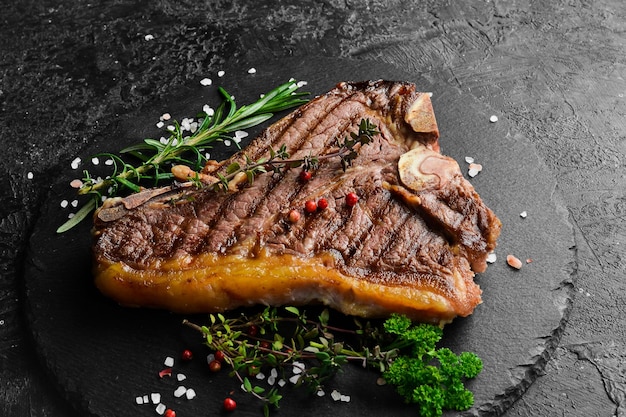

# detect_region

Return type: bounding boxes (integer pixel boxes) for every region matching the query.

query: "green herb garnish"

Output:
[213,118,379,191]
[184,309,482,417]
[57,80,309,233]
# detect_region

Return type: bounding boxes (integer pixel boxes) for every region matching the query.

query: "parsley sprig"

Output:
[57,80,309,233]
[184,309,482,417]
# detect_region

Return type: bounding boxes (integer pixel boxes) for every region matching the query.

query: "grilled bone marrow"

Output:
[92,80,501,325]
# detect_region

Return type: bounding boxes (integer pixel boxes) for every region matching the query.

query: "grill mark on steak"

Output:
[92,80,501,322]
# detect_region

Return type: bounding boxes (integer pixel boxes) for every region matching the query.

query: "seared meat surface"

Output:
[93,80,501,324]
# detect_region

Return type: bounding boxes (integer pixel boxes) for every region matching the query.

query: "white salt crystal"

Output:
[465,156,474,164]
[27,172,34,179]
[144,34,154,41]
[185,388,196,400]
[340,394,351,402]
[277,379,286,387]
[71,157,81,169]
[161,113,171,121]
[71,200,78,207]
[135,396,144,405]
[155,403,166,415]
[486,252,497,264]
[247,67,257,74]
[297,80,308,87]
[166,125,175,132]
[164,356,174,367]
[60,200,68,208]
[234,130,248,139]
[490,115,498,123]
[289,374,301,384]
[292,362,304,374]
[104,158,114,166]
[330,390,342,401]
[177,373,186,381]
[151,393,161,404]
[174,386,187,398]
[468,167,480,178]
[160,137,169,145]
[316,389,325,397]
[520,211,528,218]
[223,140,231,147]
[156,121,164,128]
[206,353,215,363]
[143,395,149,404]
[202,105,214,116]
[255,372,266,380]
[217,70,225,77]
[200,78,212,86]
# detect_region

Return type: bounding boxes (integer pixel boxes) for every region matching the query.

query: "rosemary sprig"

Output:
[57,80,309,233]
[183,308,482,417]
[213,118,379,191]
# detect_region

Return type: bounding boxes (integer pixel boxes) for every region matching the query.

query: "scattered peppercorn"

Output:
[299,170,312,181]
[214,350,225,362]
[181,349,193,361]
[223,397,237,412]
[304,200,317,213]
[317,197,328,210]
[346,192,359,207]
[248,324,259,336]
[209,360,222,372]
[288,209,301,223]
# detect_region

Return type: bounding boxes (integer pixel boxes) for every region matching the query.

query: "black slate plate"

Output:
[24,56,575,417]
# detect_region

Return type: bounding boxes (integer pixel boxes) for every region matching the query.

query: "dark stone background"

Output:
[1,1,624,416]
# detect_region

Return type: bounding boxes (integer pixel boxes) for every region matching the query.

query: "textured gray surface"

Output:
[2,1,625,416]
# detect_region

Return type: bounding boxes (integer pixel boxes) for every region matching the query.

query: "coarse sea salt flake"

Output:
[71,200,78,207]
[143,395,149,403]
[186,388,196,400]
[248,67,257,74]
[174,386,187,398]
[105,158,114,166]
[490,115,498,123]
[317,389,325,397]
[151,393,161,404]
[27,172,34,179]
[144,34,154,41]
[61,200,69,208]
[330,390,342,401]
[520,211,528,218]
[218,70,225,77]
[203,105,214,116]
[278,379,286,387]
[155,403,166,415]
[289,374,301,384]
[135,396,144,405]
[71,157,81,169]
[161,113,171,121]
[164,356,174,367]
[340,395,351,402]
[465,156,474,164]
[156,121,164,128]
[234,130,248,139]
[256,372,266,380]
[177,373,186,381]
[200,78,212,86]
[224,140,231,147]
[486,252,497,264]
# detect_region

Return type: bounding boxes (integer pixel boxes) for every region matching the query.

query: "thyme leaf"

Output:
[183,309,482,417]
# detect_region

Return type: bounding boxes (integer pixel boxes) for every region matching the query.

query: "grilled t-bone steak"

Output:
[92,80,501,324]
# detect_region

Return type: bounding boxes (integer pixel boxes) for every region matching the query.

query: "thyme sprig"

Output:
[214,118,379,191]
[57,80,309,233]
[184,308,482,417]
